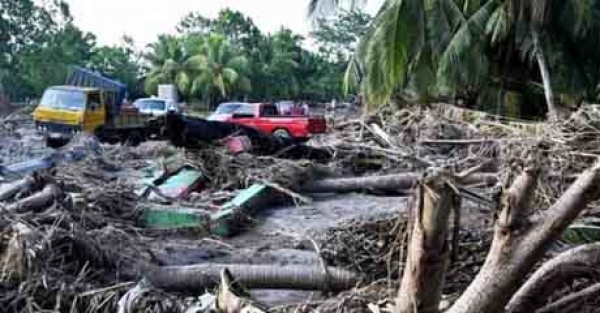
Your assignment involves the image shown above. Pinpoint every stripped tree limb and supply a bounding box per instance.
[0,174,43,202]
[537,282,600,313]
[5,183,64,213]
[302,173,498,194]
[506,243,600,313]
[146,263,358,292]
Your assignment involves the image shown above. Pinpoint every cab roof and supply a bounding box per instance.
[49,85,100,92]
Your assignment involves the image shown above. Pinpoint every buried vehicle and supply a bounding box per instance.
[33,67,156,147]
[207,102,327,140]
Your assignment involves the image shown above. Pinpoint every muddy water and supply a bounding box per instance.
[149,193,407,306]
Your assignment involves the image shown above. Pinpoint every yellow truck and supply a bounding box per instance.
[33,67,155,146]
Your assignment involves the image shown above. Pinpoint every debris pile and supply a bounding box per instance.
[319,216,491,294]
[3,103,600,312]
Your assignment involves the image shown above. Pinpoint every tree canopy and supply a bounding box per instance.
[310,0,600,120]
[2,1,368,109]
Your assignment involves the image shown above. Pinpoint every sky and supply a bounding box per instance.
[64,0,383,49]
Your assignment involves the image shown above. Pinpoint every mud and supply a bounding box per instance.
[148,193,407,306]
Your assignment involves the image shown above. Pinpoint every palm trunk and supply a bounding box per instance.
[533,31,559,122]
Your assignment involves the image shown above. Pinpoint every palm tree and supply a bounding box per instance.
[182,34,251,109]
[310,0,600,121]
[144,35,189,96]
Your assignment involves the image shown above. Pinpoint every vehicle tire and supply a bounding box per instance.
[46,136,70,149]
[272,128,291,139]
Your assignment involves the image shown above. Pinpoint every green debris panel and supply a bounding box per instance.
[154,168,203,199]
[141,206,210,230]
[212,184,276,237]
[138,183,281,237]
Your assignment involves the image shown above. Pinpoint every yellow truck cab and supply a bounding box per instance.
[34,86,106,134]
[33,67,153,146]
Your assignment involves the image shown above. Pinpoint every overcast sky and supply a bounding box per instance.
[64,0,383,49]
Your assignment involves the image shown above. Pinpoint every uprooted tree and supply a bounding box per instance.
[395,156,600,313]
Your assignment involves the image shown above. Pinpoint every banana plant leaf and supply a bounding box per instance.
[562,222,600,244]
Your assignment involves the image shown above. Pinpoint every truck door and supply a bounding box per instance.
[257,104,280,133]
[230,104,256,127]
[82,91,106,133]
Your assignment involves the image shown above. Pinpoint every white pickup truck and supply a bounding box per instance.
[133,98,180,116]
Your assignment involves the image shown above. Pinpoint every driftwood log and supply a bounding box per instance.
[146,263,358,292]
[0,175,42,202]
[5,183,63,213]
[302,173,498,194]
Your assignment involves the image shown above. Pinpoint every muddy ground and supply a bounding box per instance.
[148,193,406,306]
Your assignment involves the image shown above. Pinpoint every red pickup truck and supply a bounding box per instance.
[207,102,327,140]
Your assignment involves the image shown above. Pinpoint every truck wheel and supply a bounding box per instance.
[46,137,70,148]
[273,128,291,139]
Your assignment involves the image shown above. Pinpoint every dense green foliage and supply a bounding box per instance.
[0,0,142,100]
[149,8,372,106]
[311,0,600,119]
[1,1,369,108]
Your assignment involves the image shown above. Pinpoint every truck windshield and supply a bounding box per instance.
[40,89,85,111]
[215,103,244,114]
[135,99,166,111]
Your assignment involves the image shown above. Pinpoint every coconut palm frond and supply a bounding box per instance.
[222,68,239,85]
[428,0,467,59]
[362,0,427,106]
[437,0,499,93]
[226,56,250,73]
[485,3,510,45]
[559,0,596,40]
[343,55,362,95]
[175,71,190,95]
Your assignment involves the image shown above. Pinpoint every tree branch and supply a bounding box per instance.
[448,160,600,313]
[537,282,600,313]
[506,243,600,313]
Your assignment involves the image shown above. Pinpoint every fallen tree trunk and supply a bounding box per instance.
[146,263,358,292]
[5,183,63,213]
[0,175,40,202]
[506,243,600,313]
[396,172,459,313]
[302,173,497,194]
